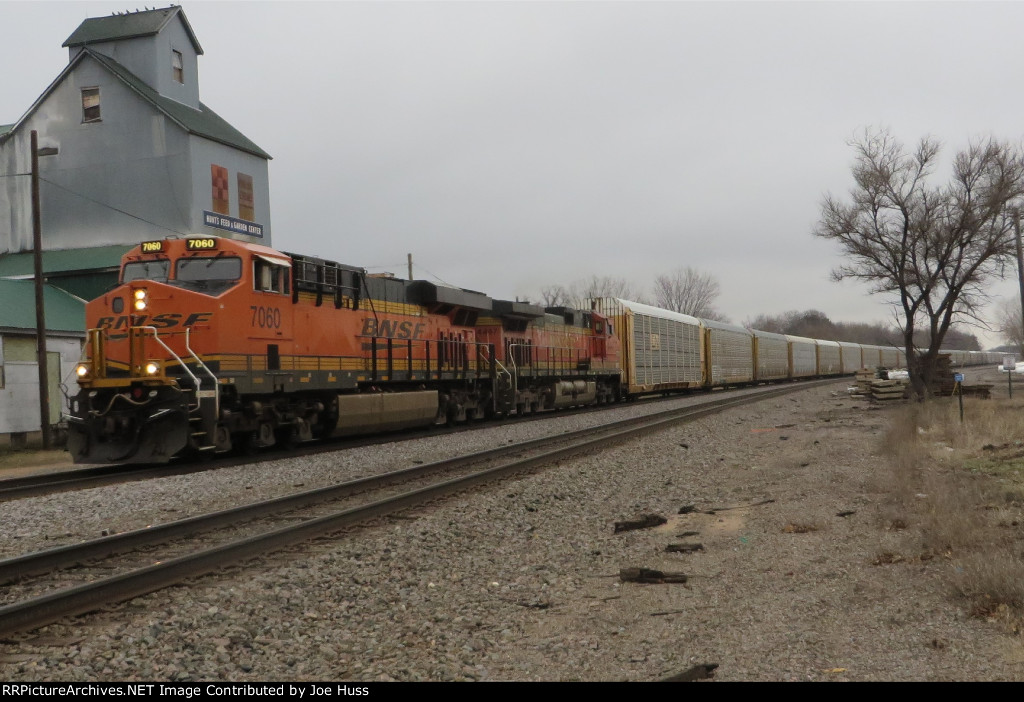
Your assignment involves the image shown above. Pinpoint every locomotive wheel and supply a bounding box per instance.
[237,431,259,456]
[275,427,297,451]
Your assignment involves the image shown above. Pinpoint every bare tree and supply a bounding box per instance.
[570,275,644,305]
[816,128,1024,397]
[652,267,723,319]
[532,276,645,311]
[539,284,569,307]
[997,298,1024,353]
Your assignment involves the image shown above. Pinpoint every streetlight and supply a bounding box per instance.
[31,130,58,450]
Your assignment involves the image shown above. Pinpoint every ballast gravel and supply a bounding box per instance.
[3,383,1023,681]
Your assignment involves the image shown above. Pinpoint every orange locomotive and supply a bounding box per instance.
[67,236,622,463]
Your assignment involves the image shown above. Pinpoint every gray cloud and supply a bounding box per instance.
[3,1,1023,346]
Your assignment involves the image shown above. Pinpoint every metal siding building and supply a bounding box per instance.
[0,7,272,257]
[0,280,85,443]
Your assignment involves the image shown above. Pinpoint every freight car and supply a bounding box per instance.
[66,236,1001,465]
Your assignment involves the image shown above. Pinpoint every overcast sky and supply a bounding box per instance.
[4,0,1024,347]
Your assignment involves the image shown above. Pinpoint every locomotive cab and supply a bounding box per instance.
[68,237,292,464]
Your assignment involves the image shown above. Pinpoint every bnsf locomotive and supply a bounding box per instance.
[67,236,621,463]
[66,236,1001,464]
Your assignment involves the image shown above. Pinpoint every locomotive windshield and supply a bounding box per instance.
[174,255,242,294]
[122,259,170,283]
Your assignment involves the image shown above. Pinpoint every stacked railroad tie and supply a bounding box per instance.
[930,354,992,398]
[932,354,957,396]
[870,377,908,402]
[852,369,878,396]
[849,366,910,402]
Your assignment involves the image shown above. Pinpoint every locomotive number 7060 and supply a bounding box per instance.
[250,306,281,329]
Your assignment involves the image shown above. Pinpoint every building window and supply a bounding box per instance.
[81,87,101,123]
[238,173,254,221]
[172,50,184,83]
[211,164,229,215]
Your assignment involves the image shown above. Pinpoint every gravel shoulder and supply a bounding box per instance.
[3,381,1023,681]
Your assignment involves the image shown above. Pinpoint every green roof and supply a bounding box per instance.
[63,6,202,55]
[87,50,270,159]
[0,124,12,137]
[0,279,85,335]
[0,245,131,278]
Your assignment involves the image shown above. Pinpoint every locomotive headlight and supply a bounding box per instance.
[133,288,148,311]
[144,361,161,376]
[75,363,90,378]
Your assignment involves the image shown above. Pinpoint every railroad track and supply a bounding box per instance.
[0,388,679,502]
[0,378,841,638]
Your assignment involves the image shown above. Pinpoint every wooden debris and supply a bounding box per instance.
[704,498,775,514]
[619,567,688,584]
[665,543,704,554]
[782,523,819,533]
[661,663,719,682]
[614,513,667,534]
[873,551,905,565]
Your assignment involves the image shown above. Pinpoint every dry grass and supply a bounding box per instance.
[881,397,1024,622]
[0,446,71,473]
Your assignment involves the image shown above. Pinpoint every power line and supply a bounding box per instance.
[415,263,459,289]
[39,176,190,236]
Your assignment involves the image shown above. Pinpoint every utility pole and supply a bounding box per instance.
[1015,208,1024,359]
[408,253,413,281]
[31,130,58,450]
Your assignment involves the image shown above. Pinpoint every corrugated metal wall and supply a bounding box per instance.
[816,342,841,375]
[789,338,817,377]
[631,311,702,386]
[709,327,753,384]
[755,335,789,380]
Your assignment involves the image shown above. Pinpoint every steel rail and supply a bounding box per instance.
[0,378,838,501]
[0,378,840,638]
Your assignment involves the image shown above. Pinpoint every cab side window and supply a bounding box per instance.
[254,259,290,294]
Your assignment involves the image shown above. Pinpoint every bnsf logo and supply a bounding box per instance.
[95,313,213,329]
[360,318,426,340]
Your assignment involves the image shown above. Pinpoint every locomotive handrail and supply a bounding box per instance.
[508,343,589,379]
[475,343,510,378]
[138,327,201,400]
[184,326,220,416]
